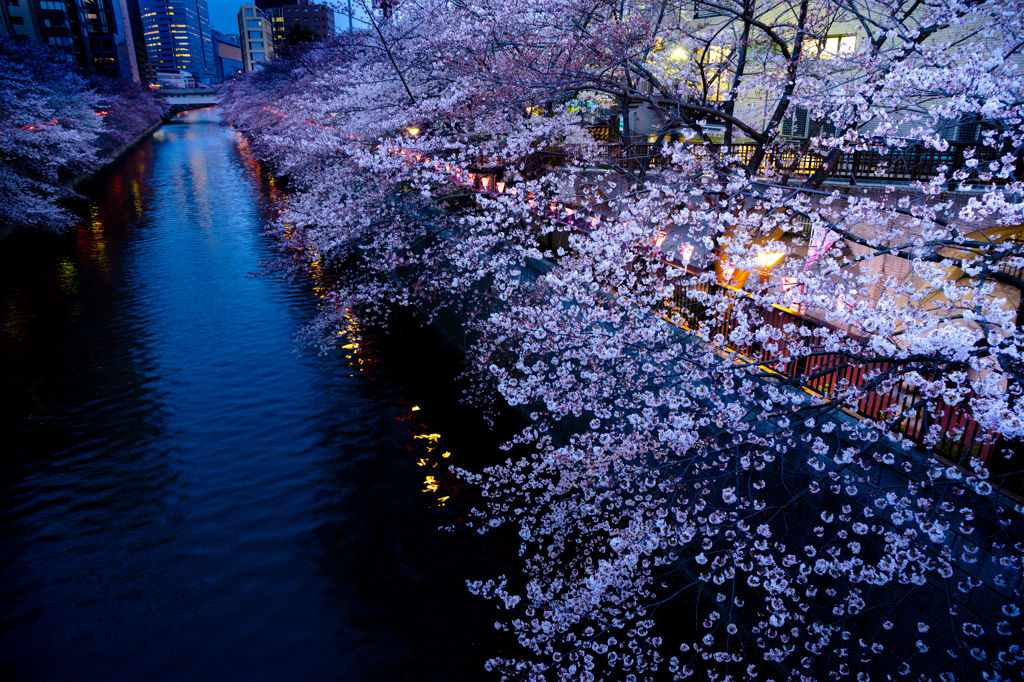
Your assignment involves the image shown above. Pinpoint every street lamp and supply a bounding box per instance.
[756,251,784,283]
[756,251,784,270]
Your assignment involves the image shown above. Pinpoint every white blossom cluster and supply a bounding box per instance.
[1,36,168,232]
[220,0,1024,679]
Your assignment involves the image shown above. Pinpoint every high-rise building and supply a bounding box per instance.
[116,0,156,83]
[258,5,285,45]
[140,0,216,84]
[212,29,242,81]
[0,0,152,83]
[237,4,272,71]
[254,0,333,44]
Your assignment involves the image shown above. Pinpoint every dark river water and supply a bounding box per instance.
[0,108,511,681]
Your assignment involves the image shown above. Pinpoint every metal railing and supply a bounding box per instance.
[668,279,1024,493]
[582,128,1022,185]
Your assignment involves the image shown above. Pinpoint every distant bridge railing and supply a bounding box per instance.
[159,88,221,110]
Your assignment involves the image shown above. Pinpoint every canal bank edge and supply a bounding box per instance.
[0,120,163,247]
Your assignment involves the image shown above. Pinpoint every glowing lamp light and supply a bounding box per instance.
[654,230,667,248]
[680,243,695,262]
[756,251,785,269]
[670,47,686,60]
[496,181,506,193]
[481,176,491,190]
[509,187,518,195]
[407,126,420,136]
[721,263,736,282]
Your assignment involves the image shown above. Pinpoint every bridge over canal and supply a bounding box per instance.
[159,88,221,115]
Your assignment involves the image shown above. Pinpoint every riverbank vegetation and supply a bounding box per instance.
[0,36,167,232]
[221,1,1024,679]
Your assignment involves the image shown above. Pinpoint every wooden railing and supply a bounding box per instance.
[668,279,1024,493]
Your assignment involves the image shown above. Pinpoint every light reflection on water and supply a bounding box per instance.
[0,107,509,681]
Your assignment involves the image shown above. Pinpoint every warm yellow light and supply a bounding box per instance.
[411,406,420,411]
[670,47,686,60]
[407,126,420,136]
[756,252,785,269]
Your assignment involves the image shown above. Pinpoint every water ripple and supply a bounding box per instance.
[0,108,507,682]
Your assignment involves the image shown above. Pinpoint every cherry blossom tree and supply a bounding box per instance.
[1,36,166,232]
[221,0,1024,679]
[86,73,168,160]
[1,36,100,231]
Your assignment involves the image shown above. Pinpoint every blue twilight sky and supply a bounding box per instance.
[206,0,366,36]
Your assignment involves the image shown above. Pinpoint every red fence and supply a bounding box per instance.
[669,280,1024,493]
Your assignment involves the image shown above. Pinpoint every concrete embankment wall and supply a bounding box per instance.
[64,120,163,192]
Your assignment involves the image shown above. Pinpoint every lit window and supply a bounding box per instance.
[823,35,856,56]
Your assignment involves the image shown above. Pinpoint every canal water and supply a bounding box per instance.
[0,108,510,681]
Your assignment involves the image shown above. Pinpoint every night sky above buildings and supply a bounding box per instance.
[206,0,363,35]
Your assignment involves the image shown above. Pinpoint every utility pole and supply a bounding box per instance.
[348,0,352,33]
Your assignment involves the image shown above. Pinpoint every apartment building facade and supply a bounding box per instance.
[0,0,153,83]
[237,4,272,71]
[254,0,333,44]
